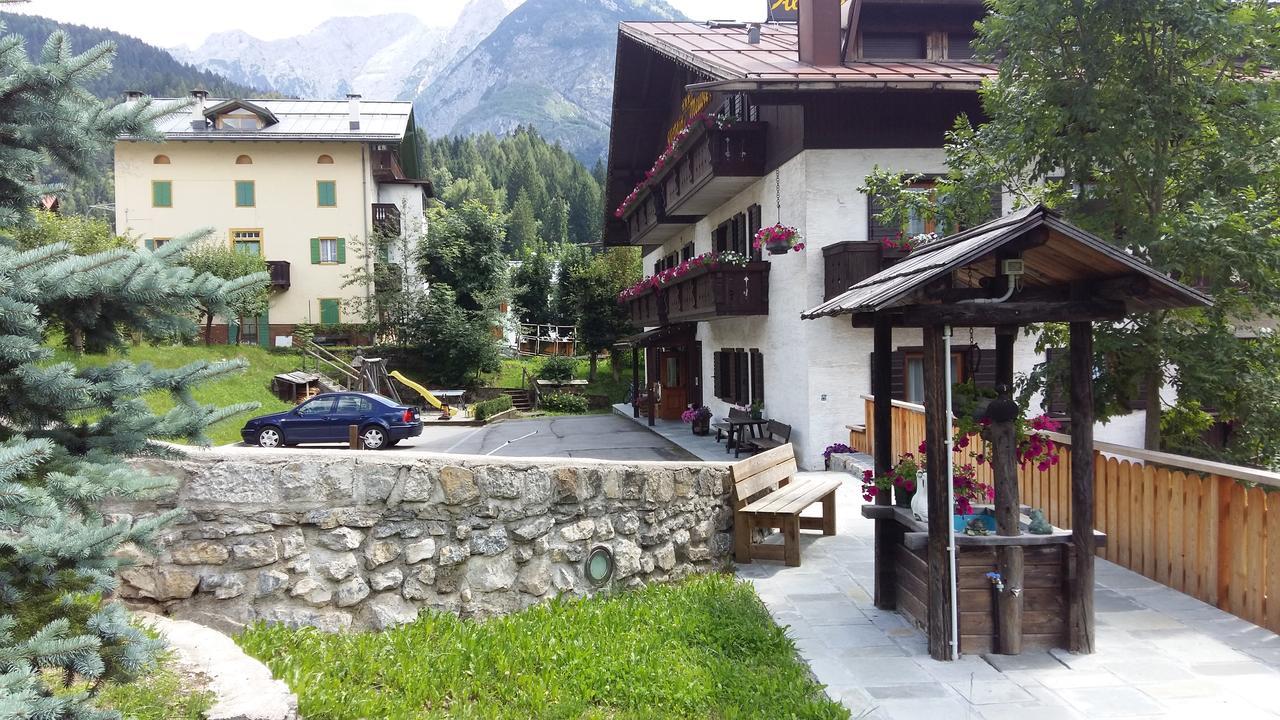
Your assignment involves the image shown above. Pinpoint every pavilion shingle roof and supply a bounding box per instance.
[619,22,998,88]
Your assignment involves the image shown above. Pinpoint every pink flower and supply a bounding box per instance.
[792,242,806,252]
[918,440,927,454]
[863,469,875,481]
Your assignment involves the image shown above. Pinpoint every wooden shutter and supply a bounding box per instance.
[227,319,239,345]
[319,299,340,325]
[868,193,899,244]
[318,181,336,207]
[735,350,750,404]
[235,181,254,207]
[750,349,764,403]
[714,222,729,253]
[713,351,725,400]
[336,238,347,264]
[747,204,763,260]
[310,238,321,264]
[870,350,907,401]
[257,311,270,348]
[144,238,155,251]
[152,181,171,207]
[733,213,747,255]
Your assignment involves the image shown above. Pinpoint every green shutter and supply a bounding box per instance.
[144,238,155,251]
[258,310,270,348]
[235,181,255,207]
[152,181,172,207]
[317,181,336,207]
[310,237,321,264]
[227,318,239,345]
[319,299,340,325]
[336,237,346,264]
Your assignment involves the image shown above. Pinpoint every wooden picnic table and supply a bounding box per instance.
[724,417,769,454]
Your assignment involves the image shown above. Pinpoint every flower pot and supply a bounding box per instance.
[692,418,710,436]
[750,410,763,420]
[766,241,791,255]
[897,469,922,508]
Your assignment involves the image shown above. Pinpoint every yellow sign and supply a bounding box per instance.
[666,92,712,146]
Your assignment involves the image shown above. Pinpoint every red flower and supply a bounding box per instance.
[918,440,927,454]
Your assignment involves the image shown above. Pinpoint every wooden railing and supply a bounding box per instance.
[266,260,290,290]
[624,262,770,327]
[856,396,1280,635]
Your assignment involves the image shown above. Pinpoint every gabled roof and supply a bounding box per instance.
[126,98,415,143]
[204,98,279,126]
[802,205,1211,321]
[619,22,997,91]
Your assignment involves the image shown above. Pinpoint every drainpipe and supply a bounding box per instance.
[944,325,960,660]
[361,144,372,317]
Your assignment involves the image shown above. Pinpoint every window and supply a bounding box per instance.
[232,230,262,256]
[317,154,334,164]
[218,113,260,130]
[235,180,255,207]
[680,242,694,262]
[318,298,341,325]
[143,238,171,251]
[151,180,172,208]
[949,33,975,60]
[235,154,253,165]
[904,353,964,404]
[862,33,926,59]
[296,397,335,417]
[335,395,373,414]
[153,154,170,165]
[311,237,345,264]
[872,346,993,403]
[715,214,751,256]
[317,180,337,207]
[713,348,764,405]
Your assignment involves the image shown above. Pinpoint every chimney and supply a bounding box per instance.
[798,0,841,66]
[747,23,761,44]
[190,89,208,131]
[347,93,361,131]
[123,89,143,103]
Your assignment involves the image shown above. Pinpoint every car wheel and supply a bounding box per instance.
[361,425,388,450]
[256,426,283,448]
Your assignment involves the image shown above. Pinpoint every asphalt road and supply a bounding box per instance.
[229,414,699,462]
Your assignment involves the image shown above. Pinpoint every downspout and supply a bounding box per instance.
[361,144,372,318]
[944,325,959,660]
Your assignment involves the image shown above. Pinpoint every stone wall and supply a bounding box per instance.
[109,448,733,632]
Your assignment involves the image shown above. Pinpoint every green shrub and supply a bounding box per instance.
[236,574,848,720]
[473,394,513,421]
[539,355,578,382]
[540,392,589,414]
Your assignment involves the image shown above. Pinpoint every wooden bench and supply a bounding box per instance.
[737,420,791,458]
[731,444,842,567]
[713,407,751,443]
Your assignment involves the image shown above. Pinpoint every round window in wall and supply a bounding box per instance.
[585,545,614,586]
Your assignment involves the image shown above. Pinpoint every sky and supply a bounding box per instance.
[4,0,762,49]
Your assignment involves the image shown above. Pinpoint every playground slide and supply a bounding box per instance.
[389,371,446,411]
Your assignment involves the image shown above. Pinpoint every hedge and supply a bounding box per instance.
[540,392,589,414]
[472,394,514,422]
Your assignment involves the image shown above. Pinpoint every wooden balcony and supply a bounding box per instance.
[372,203,401,237]
[661,121,767,216]
[620,188,699,246]
[625,262,770,326]
[266,260,290,290]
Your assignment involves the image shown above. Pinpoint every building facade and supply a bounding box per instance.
[604,1,1152,468]
[115,92,431,347]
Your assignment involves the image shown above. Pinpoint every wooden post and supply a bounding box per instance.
[992,325,1023,653]
[872,314,897,609]
[348,424,361,449]
[922,323,955,660]
[648,380,657,427]
[631,346,640,419]
[1068,321,1096,653]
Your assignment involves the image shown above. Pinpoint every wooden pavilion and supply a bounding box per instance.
[802,205,1210,660]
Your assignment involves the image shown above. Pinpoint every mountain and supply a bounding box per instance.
[0,12,257,100]
[175,0,522,102]
[416,0,684,161]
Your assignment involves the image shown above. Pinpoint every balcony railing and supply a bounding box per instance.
[372,203,402,237]
[266,260,290,290]
[661,121,767,216]
[625,262,770,326]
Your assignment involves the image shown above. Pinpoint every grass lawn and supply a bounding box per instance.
[486,354,636,407]
[237,574,848,720]
[95,651,215,720]
[48,342,301,445]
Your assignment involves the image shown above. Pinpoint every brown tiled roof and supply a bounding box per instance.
[619,22,997,88]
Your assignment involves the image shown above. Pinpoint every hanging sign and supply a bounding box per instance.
[768,0,798,23]
[666,91,712,146]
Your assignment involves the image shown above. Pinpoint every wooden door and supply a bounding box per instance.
[657,350,687,420]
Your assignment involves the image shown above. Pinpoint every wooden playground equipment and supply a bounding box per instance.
[297,340,465,419]
[516,323,579,357]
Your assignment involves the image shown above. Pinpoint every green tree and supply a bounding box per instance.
[182,242,270,345]
[506,189,540,254]
[863,0,1280,466]
[512,246,555,326]
[399,284,500,387]
[0,24,266,719]
[575,248,641,381]
[8,209,130,254]
[553,242,591,324]
[417,201,508,313]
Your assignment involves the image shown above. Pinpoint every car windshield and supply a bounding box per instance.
[296,398,335,416]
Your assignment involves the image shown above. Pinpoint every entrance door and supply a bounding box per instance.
[657,350,687,420]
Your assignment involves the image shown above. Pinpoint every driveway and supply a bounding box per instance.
[228,414,700,462]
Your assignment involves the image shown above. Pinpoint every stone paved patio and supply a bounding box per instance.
[612,411,1280,718]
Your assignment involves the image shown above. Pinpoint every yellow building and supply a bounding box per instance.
[114,91,431,346]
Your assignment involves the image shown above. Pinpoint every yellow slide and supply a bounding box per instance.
[389,371,450,415]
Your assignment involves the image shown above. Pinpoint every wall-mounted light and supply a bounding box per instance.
[585,546,614,586]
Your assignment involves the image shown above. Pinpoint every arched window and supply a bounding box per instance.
[153,154,170,164]
[317,154,334,165]
[235,154,253,165]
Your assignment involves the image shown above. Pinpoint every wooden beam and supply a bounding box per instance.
[922,324,955,661]
[1068,321,1096,653]
[632,347,640,419]
[857,301,1126,328]
[872,314,896,610]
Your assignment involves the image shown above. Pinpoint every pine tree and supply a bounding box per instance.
[0,25,267,718]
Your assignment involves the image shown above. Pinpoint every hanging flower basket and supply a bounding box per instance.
[753,223,804,255]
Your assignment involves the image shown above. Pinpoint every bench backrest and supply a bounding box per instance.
[728,407,751,421]
[766,421,791,442]
[730,443,797,507]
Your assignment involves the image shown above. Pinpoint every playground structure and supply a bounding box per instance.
[298,340,466,420]
[515,323,579,357]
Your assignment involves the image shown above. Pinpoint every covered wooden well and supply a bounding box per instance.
[802,205,1211,660]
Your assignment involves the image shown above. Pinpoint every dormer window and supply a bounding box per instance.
[218,113,262,131]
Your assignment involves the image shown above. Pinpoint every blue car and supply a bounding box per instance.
[240,392,422,450]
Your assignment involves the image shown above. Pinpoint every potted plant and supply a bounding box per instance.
[753,223,804,255]
[681,404,712,435]
[749,399,764,420]
[860,453,918,507]
[823,442,853,470]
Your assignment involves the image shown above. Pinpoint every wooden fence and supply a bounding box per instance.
[850,397,1280,636]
